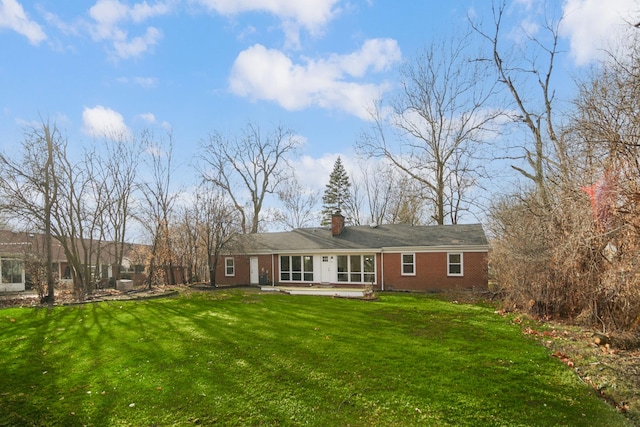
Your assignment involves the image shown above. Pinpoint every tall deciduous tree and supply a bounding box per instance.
[0,121,125,300]
[358,31,500,225]
[99,135,142,281]
[56,146,108,297]
[194,183,239,287]
[173,204,200,285]
[200,122,300,234]
[321,157,352,225]
[486,12,640,333]
[354,160,429,226]
[471,1,568,206]
[138,132,179,287]
[0,120,61,302]
[566,33,640,330]
[275,178,320,230]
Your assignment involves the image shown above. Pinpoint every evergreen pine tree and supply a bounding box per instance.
[321,156,351,226]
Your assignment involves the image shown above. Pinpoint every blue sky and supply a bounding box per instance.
[1,0,638,203]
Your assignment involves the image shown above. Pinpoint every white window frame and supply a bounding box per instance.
[447,252,463,276]
[225,257,235,276]
[336,254,376,284]
[400,253,415,276]
[280,255,314,282]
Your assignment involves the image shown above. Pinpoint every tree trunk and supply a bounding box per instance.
[43,126,55,303]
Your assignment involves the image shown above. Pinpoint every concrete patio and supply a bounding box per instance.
[260,285,371,298]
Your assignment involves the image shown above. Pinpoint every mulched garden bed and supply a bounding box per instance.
[0,285,180,308]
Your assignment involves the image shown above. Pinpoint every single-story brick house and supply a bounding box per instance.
[0,229,148,293]
[215,214,489,292]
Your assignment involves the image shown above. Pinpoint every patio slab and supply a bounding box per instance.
[260,286,369,298]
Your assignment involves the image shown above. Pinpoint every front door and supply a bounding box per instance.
[250,257,259,285]
[321,255,334,284]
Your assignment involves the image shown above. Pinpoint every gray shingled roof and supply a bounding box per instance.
[0,229,147,263]
[232,223,488,254]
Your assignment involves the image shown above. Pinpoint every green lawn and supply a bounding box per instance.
[0,290,630,426]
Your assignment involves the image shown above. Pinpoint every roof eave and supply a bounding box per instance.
[228,244,490,255]
[381,244,490,253]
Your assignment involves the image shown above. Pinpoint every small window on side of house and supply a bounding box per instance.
[401,253,415,276]
[448,253,463,276]
[225,257,235,276]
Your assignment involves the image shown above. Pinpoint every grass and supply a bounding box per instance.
[0,289,630,426]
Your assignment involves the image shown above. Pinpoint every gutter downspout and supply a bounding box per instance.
[381,249,385,291]
[271,253,275,286]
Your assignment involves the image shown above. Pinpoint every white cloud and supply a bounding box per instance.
[229,39,401,120]
[133,76,158,88]
[88,0,170,59]
[561,0,639,65]
[40,8,81,37]
[295,154,340,191]
[193,0,340,47]
[332,38,403,77]
[129,1,172,22]
[89,0,128,40]
[518,19,539,38]
[138,112,156,123]
[82,105,131,138]
[0,0,46,44]
[293,153,369,193]
[160,120,172,132]
[116,76,159,88]
[135,112,172,132]
[113,25,162,59]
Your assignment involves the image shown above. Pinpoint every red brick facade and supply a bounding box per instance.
[215,251,488,291]
[215,254,275,287]
[380,252,488,291]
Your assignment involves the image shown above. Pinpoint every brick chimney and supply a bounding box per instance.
[331,212,345,236]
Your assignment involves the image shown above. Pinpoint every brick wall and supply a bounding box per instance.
[381,252,487,291]
[214,254,274,286]
[215,251,488,291]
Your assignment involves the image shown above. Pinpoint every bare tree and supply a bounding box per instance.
[57,147,110,296]
[567,33,640,331]
[0,120,61,302]
[137,132,179,287]
[191,183,239,287]
[356,160,395,226]
[99,135,142,281]
[488,23,640,333]
[42,124,57,301]
[343,177,364,226]
[199,122,300,233]
[470,1,570,205]
[0,121,119,299]
[358,31,500,224]
[387,175,429,226]
[34,143,111,298]
[275,178,320,229]
[173,203,201,284]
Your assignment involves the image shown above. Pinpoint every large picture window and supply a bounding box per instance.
[337,254,376,283]
[401,253,415,276]
[280,255,314,282]
[1,259,23,284]
[448,253,463,276]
